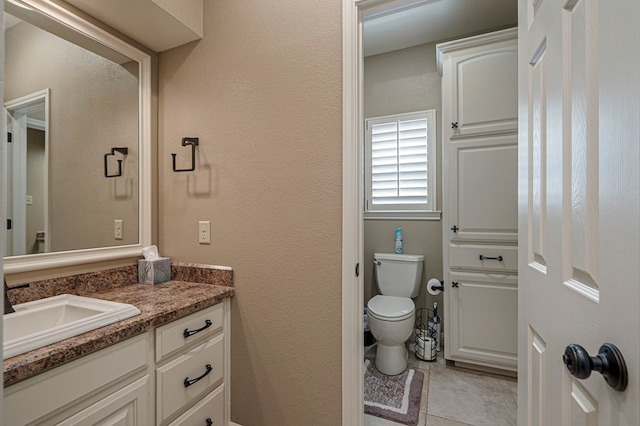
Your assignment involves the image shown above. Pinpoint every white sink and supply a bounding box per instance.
[3,294,140,359]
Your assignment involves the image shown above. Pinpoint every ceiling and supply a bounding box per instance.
[363,0,517,57]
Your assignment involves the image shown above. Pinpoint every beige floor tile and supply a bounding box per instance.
[507,380,518,405]
[426,414,473,426]
[418,409,427,426]
[416,367,430,414]
[427,364,516,426]
[364,413,406,426]
[407,348,438,370]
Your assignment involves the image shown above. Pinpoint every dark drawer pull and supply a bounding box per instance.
[479,255,503,261]
[184,364,213,387]
[206,418,213,426]
[183,319,213,338]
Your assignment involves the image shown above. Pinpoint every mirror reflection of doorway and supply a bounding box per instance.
[5,89,49,256]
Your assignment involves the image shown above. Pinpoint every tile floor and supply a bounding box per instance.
[364,347,517,426]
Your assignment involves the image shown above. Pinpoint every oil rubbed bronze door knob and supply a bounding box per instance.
[562,343,628,391]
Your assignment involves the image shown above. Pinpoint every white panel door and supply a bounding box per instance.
[518,0,639,424]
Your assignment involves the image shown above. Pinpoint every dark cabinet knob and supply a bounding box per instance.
[562,343,628,391]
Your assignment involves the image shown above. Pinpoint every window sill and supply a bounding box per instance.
[364,211,441,221]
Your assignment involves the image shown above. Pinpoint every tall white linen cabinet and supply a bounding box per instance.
[438,28,518,372]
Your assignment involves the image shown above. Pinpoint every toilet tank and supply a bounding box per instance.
[373,253,424,298]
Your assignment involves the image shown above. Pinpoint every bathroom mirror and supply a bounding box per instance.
[3,0,151,273]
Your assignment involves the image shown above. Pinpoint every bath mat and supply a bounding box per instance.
[364,359,423,425]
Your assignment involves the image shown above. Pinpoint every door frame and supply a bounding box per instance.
[342,0,430,423]
[342,1,363,424]
[5,89,50,256]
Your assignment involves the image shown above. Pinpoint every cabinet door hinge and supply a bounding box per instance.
[7,132,12,143]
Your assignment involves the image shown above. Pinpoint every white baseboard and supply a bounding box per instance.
[229,422,243,426]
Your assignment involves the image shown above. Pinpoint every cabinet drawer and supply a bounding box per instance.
[449,244,517,272]
[157,334,224,423]
[168,384,225,426]
[156,303,224,362]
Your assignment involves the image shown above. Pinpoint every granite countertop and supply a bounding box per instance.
[3,281,234,387]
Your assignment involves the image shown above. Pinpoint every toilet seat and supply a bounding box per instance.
[367,295,415,322]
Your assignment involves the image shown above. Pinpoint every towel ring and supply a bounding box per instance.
[172,137,199,172]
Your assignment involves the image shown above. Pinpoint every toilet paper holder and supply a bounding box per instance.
[414,307,439,361]
[428,278,444,295]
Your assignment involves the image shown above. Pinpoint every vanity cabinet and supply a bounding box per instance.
[438,28,518,372]
[3,298,231,426]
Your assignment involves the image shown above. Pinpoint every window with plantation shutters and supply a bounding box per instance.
[365,110,437,217]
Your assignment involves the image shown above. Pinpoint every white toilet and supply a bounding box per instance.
[367,253,424,375]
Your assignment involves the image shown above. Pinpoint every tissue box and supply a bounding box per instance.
[138,257,171,284]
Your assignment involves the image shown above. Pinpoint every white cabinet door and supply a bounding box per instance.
[519,0,640,424]
[57,376,150,426]
[445,272,518,370]
[446,134,518,243]
[439,29,518,138]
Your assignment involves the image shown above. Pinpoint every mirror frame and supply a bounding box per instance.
[4,0,152,273]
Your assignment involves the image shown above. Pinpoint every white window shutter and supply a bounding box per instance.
[366,110,436,215]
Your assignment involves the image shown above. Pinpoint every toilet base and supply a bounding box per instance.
[375,342,409,375]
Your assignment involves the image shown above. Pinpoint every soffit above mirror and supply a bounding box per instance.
[64,0,203,52]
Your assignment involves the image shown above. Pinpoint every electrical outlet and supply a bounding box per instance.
[199,221,210,244]
[114,219,123,240]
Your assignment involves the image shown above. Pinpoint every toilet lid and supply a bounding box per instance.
[367,295,415,321]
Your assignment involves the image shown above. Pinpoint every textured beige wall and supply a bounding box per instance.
[5,21,139,253]
[157,1,342,425]
[363,43,444,312]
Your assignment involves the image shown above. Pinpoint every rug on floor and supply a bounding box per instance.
[364,359,424,425]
